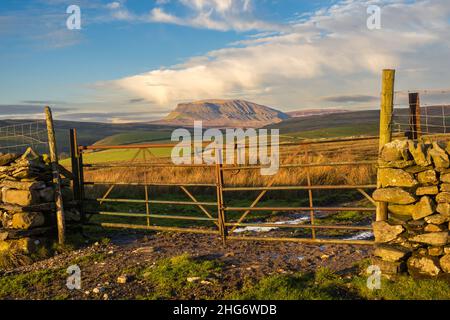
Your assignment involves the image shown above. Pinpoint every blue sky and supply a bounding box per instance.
[1,0,450,122]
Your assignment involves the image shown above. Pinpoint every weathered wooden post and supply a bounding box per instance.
[215,149,227,245]
[408,92,421,140]
[45,106,66,244]
[376,69,395,222]
[70,128,86,224]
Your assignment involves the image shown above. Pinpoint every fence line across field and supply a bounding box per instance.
[0,120,49,154]
[391,87,450,139]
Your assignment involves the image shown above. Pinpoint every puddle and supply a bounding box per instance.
[233,216,310,233]
[342,231,374,240]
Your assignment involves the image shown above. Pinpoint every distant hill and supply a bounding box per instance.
[7,105,450,156]
[154,99,290,127]
[286,108,349,118]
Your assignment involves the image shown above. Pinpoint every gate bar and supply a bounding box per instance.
[92,211,216,221]
[225,222,372,231]
[92,198,217,206]
[224,206,375,211]
[227,235,374,246]
[223,185,376,191]
[101,222,220,235]
[221,160,377,170]
[84,182,216,187]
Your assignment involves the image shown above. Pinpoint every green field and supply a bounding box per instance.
[94,131,172,146]
[60,147,173,166]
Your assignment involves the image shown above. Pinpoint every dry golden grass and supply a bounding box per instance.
[0,251,33,270]
[80,140,378,187]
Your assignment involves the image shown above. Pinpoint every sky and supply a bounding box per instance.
[0,0,450,123]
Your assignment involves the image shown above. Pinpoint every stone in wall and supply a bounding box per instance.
[436,192,450,203]
[416,186,439,196]
[407,254,441,277]
[2,188,40,207]
[372,188,416,204]
[440,254,450,273]
[428,142,450,169]
[408,141,432,167]
[378,168,418,188]
[417,170,438,185]
[436,203,450,215]
[388,204,415,221]
[0,237,37,254]
[372,221,404,243]
[409,232,448,246]
[380,140,410,162]
[425,214,449,225]
[0,153,20,166]
[374,244,410,262]
[412,196,435,220]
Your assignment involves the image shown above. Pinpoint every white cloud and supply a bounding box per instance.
[106,2,121,10]
[131,0,280,32]
[112,0,450,111]
[179,0,250,13]
[149,7,185,24]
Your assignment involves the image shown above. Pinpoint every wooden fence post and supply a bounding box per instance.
[70,128,85,224]
[45,106,66,244]
[376,69,395,222]
[215,149,227,245]
[408,92,421,140]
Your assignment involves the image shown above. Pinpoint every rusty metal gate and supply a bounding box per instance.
[70,129,379,246]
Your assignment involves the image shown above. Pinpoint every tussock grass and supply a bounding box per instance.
[0,268,63,299]
[137,253,222,299]
[229,267,357,300]
[352,275,450,300]
[70,252,107,266]
[0,251,33,270]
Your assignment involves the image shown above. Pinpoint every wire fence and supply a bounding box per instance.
[391,88,450,138]
[0,120,49,155]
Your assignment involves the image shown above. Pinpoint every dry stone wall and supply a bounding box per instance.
[0,148,78,257]
[372,139,450,278]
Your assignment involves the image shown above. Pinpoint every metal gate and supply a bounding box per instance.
[70,129,378,246]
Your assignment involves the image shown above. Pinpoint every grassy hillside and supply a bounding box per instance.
[265,109,380,136]
[94,131,172,146]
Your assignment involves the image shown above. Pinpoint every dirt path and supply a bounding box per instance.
[2,231,373,300]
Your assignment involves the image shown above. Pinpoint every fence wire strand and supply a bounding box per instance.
[0,120,48,154]
[391,88,450,138]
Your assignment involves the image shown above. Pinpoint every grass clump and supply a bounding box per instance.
[138,253,222,299]
[0,251,33,270]
[229,267,356,300]
[70,252,107,266]
[0,268,63,299]
[351,275,450,300]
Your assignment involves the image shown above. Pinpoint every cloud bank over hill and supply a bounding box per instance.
[112,0,450,111]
